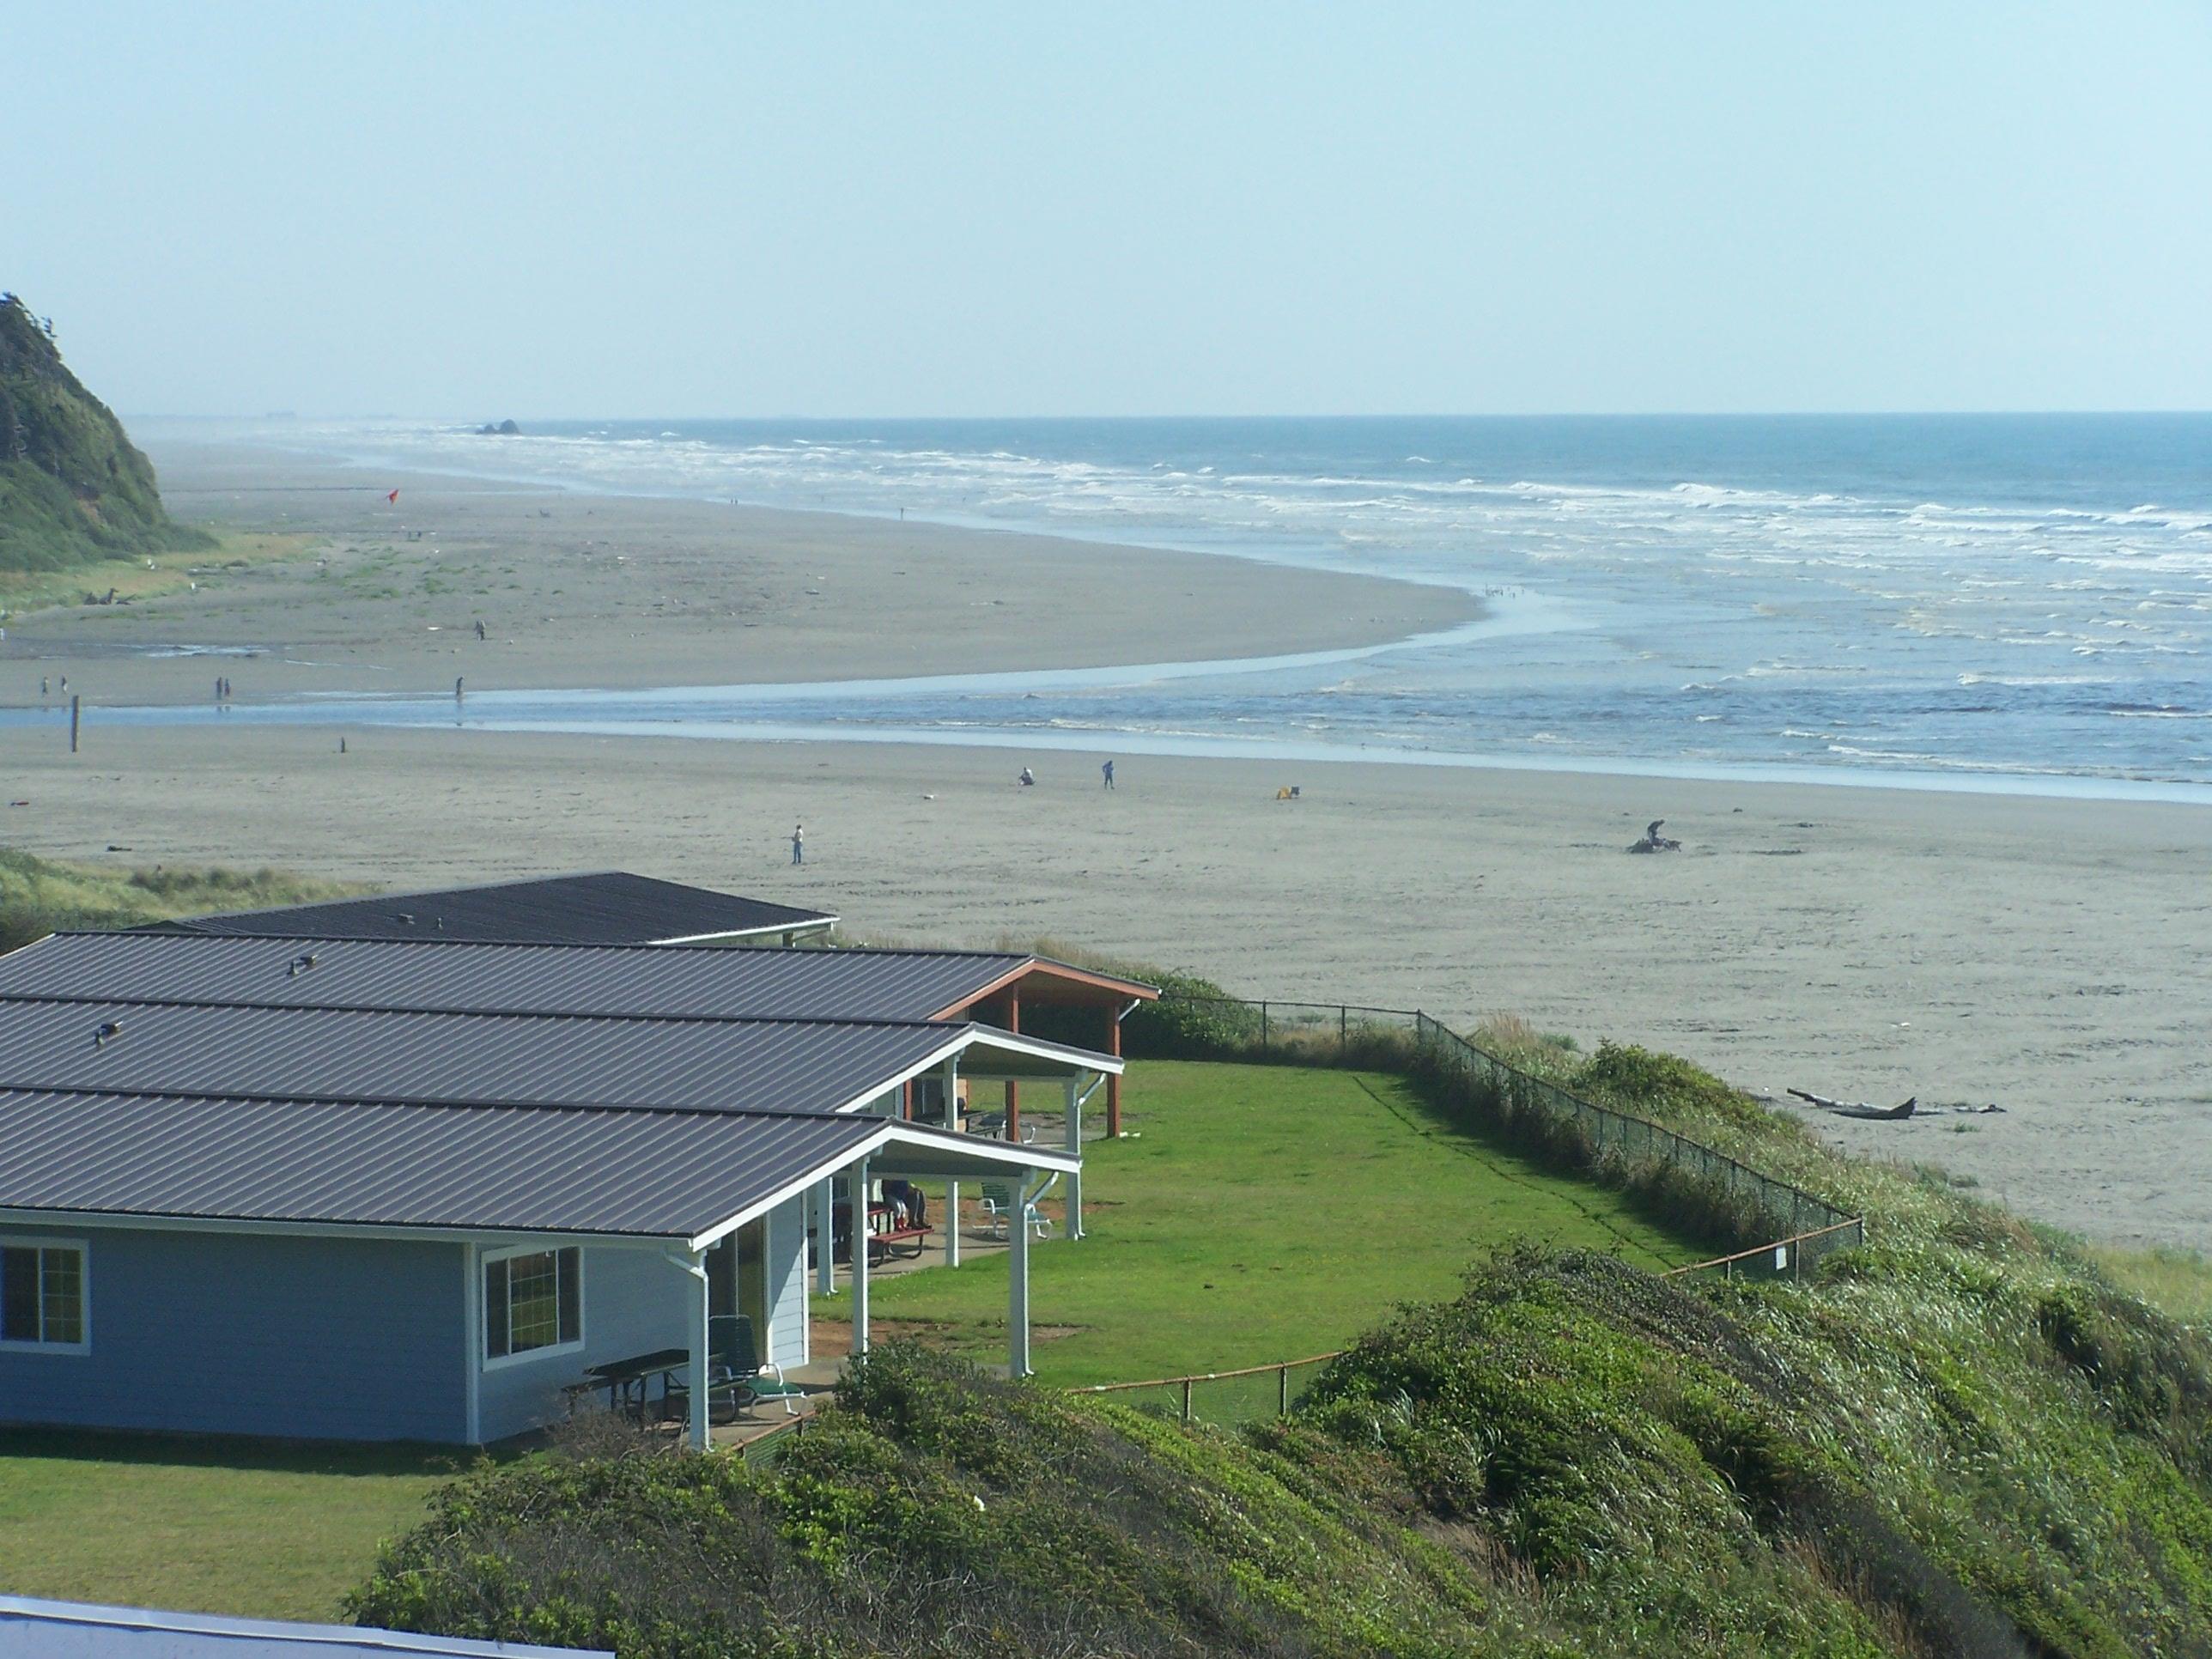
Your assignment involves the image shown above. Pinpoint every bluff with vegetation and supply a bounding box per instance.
[0,295,210,574]
[349,991,2212,1659]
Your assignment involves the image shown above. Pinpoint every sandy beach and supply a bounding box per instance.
[3,441,2209,1251]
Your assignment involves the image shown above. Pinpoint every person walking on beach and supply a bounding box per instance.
[474,620,486,642]
[454,676,465,702]
[1102,759,1115,790]
[791,823,805,866]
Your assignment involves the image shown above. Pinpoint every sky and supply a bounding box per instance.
[8,3,2210,417]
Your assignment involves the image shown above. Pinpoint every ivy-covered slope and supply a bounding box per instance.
[0,294,210,573]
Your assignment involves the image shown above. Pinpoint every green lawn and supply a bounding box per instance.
[864,1060,1705,1385]
[0,1060,1702,1619]
[0,1431,461,1621]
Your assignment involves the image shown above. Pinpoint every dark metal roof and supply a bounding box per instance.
[0,1088,1069,1241]
[0,933,1149,1020]
[155,872,836,945]
[0,1000,980,1115]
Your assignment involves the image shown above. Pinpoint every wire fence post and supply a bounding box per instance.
[1279,1364,1291,1415]
[1181,1377,1194,1424]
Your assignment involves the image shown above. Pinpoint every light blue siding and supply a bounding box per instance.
[473,1242,690,1444]
[763,1194,808,1371]
[0,1223,466,1443]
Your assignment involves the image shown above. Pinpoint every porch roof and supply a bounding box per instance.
[0,1085,1076,1248]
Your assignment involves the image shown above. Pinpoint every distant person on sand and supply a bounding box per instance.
[40,677,48,698]
[791,823,805,866]
[475,620,486,641]
[1018,766,1035,787]
[1102,759,1115,790]
[454,676,465,701]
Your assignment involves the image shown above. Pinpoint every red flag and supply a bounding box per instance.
[386,489,399,504]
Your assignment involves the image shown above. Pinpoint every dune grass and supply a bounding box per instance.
[0,1430,462,1621]
[0,846,369,953]
[2087,1242,2212,1325]
[854,1060,1708,1385]
[0,531,312,617]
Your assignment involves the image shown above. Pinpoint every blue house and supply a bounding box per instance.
[0,918,1144,1449]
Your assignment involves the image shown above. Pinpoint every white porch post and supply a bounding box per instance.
[848,1157,871,1358]
[686,1248,711,1451]
[1008,1168,1032,1378]
[814,1176,835,1294]
[943,1054,963,1268]
[1064,1077,1084,1240]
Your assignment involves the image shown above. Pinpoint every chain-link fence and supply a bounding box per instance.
[1133,992,1863,1261]
[1406,1012,1864,1261]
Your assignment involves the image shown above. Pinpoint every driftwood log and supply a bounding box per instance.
[1789,1088,1917,1121]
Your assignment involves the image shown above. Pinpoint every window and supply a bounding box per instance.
[483,1246,580,1364]
[1,1240,88,1352]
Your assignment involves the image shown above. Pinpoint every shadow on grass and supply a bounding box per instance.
[0,1425,488,1481]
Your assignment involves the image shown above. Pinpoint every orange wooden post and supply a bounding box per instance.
[1004,989,1021,1141]
[1105,1006,1123,1137]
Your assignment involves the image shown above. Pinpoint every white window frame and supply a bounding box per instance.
[0,1236,90,1356]
[480,1242,584,1370]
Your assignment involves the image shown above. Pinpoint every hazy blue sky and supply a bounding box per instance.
[9,3,2209,416]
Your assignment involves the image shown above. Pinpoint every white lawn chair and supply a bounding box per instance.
[978,1175,1059,1241]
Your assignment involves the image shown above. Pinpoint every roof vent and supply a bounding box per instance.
[286,951,319,977]
[93,1019,122,1048]
[394,912,416,927]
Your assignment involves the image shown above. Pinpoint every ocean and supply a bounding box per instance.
[247,415,2212,796]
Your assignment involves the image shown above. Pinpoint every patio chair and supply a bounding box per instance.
[968,1111,1039,1145]
[978,1176,1058,1242]
[664,1315,805,1425]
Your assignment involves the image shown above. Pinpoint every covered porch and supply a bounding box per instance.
[628,1117,1082,1450]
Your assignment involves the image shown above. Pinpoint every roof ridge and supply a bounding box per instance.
[62,929,1022,963]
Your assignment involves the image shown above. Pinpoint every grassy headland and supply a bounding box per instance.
[1,872,2207,1650]
[353,1012,2212,1657]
